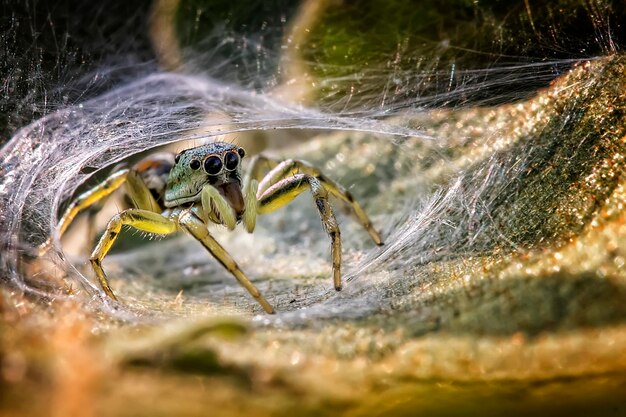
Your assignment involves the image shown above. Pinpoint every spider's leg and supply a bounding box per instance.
[83,170,162,258]
[312,171,383,246]
[177,209,275,314]
[38,169,130,255]
[258,159,383,245]
[244,154,279,187]
[125,169,162,213]
[83,197,108,256]
[257,174,344,291]
[90,209,177,300]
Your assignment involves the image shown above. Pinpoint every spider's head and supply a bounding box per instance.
[164,142,246,212]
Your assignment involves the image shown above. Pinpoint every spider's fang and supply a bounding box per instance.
[218,182,245,218]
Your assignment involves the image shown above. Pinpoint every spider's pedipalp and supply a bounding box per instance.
[200,184,237,230]
[242,178,258,233]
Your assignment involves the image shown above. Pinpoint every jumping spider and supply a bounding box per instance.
[43,142,383,313]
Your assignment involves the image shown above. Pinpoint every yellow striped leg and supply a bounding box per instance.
[89,209,178,300]
[257,159,383,246]
[258,174,343,291]
[38,169,130,255]
[177,209,275,314]
[83,199,108,257]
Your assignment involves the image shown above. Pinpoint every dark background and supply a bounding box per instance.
[0,0,154,143]
[2,0,624,144]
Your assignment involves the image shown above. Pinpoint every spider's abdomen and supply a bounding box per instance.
[132,152,176,204]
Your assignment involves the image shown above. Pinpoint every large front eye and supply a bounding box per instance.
[204,155,222,175]
[224,151,239,171]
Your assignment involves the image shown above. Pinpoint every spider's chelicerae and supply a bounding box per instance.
[46,142,383,313]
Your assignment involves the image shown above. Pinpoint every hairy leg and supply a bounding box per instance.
[257,158,383,245]
[89,209,178,299]
[257,174,343,290]
[38,169,130,255]
[41,155,171,256]
[177,209,275,314]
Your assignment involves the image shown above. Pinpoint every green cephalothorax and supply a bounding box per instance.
[164,143,245,212]
[42,141,383,314]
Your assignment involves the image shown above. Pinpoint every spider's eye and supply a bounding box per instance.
[204,155,222,175]
[174,153,181,164]
[189,159,201,170]
[237,148,245,158]
[224,151,239,171]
